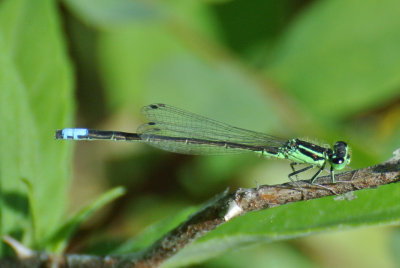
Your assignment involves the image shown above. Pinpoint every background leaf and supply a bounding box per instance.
[45,187,125,253]
[0,0,73,254]
[265,0,400,120]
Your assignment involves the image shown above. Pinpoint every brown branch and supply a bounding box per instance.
[2,149,400,268]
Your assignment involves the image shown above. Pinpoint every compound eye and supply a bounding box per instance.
[332,157,344,164]
[335,141,347,148]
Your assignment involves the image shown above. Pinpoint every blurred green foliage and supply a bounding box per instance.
[0,0,74,253]
[0,0,399,267]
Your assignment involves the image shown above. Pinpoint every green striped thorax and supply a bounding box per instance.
[328,141,351,170]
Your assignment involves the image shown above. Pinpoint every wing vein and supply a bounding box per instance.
[137,103,287,155]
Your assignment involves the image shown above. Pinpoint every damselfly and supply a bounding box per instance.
[56,103,351,183]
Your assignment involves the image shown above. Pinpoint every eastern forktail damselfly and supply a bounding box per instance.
[56,103,351,183]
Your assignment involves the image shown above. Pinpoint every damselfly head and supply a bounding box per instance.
[330,141,351,170]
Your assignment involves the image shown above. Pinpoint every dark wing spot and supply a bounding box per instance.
[148,122,156,125]
[150,103,166,109]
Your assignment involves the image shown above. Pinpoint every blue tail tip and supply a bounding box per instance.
[55,128,89,140]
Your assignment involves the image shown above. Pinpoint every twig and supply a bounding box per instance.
[1,149,400,268]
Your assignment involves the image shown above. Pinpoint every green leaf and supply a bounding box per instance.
[266,0,400,120]
[163,183,400,267]
[44,187,126,253]
[63,0,163,28]
[0,0,74,254]
[113,206,197,255]
[202,242,317,268]
[0,52,37,251]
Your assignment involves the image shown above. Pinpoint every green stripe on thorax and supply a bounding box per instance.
[277,139,329,166]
